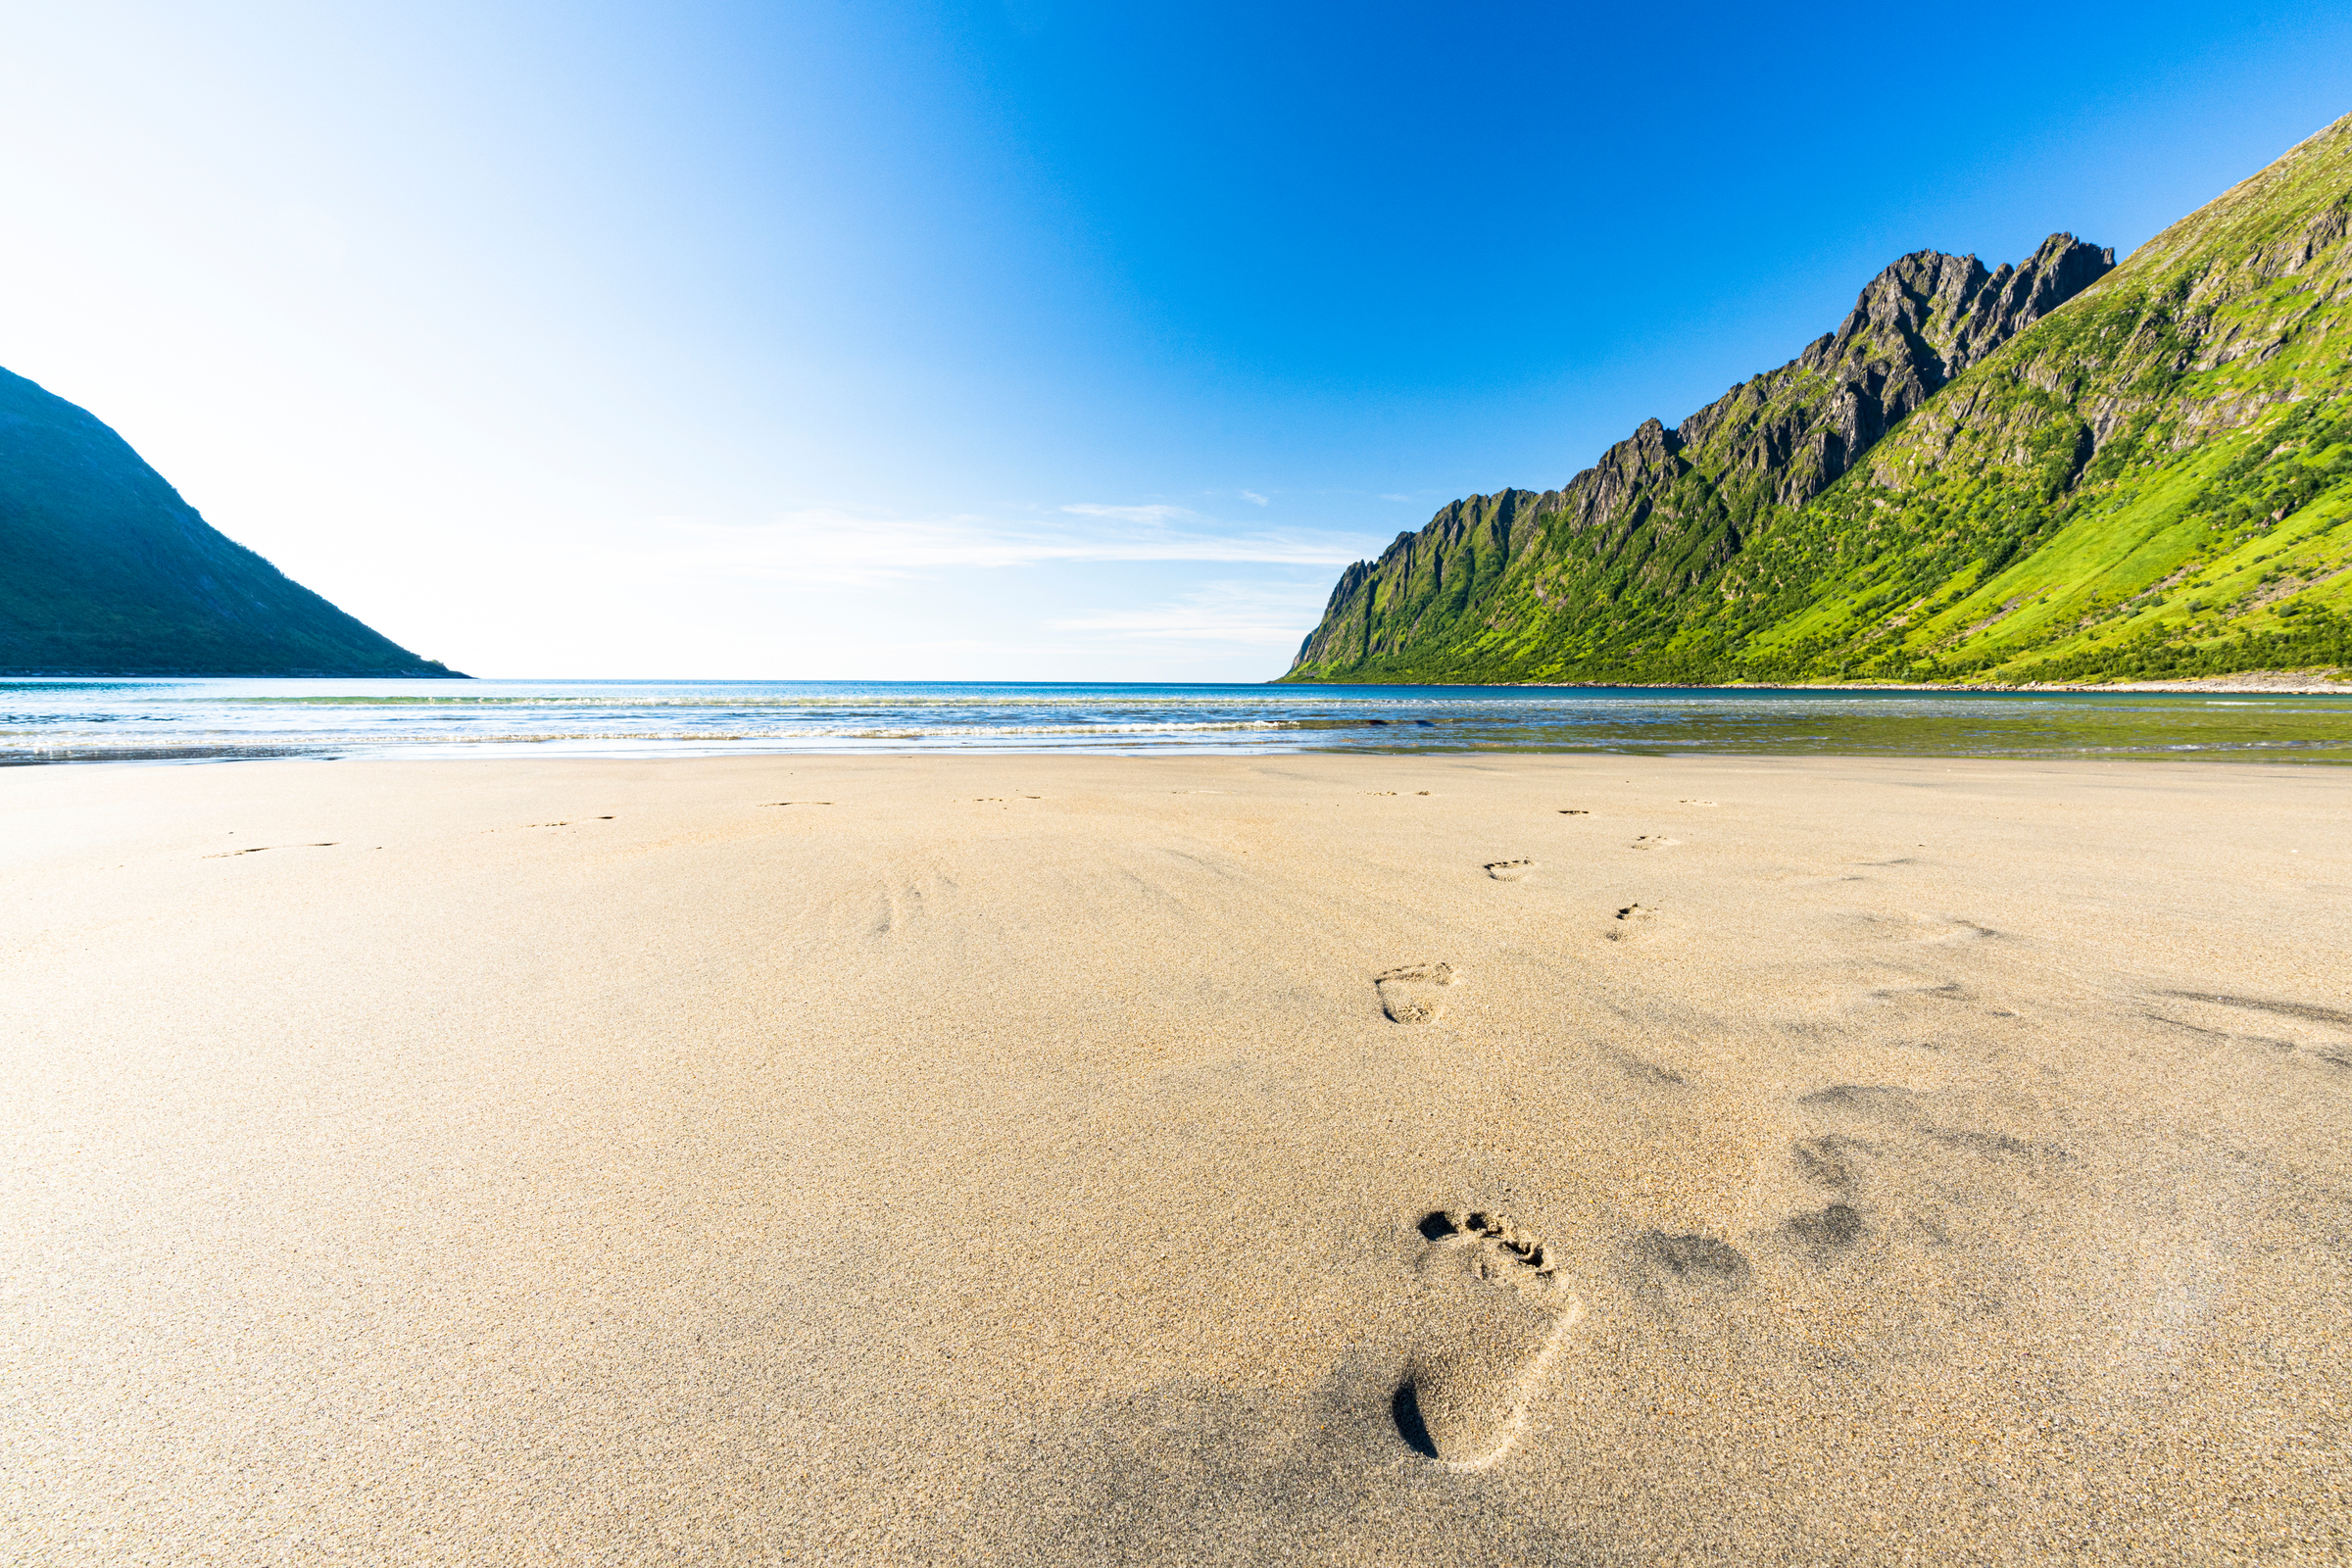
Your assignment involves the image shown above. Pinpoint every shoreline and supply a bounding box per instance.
[11,671,2352,772]
[1289,667,2352,696]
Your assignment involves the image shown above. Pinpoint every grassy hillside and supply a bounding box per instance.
[1284,112,2352,686]
[0,367,458,676]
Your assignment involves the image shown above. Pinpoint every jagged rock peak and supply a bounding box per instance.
[1659,234,2116,502]
[1288,232,2117,677]
[1788,233,2116,392]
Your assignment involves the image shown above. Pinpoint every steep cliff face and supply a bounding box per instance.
[1288,112,2352,686]
[1722,111,2352,685]
[0,368,458,675]
[1289,236,2115,680]
[1674,234,2118,511]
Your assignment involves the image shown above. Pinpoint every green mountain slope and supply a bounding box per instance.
[0,367,458,676]
[1285,112,2352,686]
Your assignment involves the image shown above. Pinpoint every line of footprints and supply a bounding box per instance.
[1378,825,1676,1466]
[1368,807,2076,1472]
[1375,950,1575,1467]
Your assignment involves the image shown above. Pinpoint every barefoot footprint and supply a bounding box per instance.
[1484,860,1537,881]
[1395,1211,1583,1469]
[1607,903,1657,941]
[1375,963,1458,1023]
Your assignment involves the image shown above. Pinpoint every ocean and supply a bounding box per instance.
[6,677,2352,764]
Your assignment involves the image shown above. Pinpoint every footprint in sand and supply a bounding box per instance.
[1375,963,1457,1023]
[1395,1211,1582,1469]
[1630,835,1679,850]
[1484,859,1537,881]
[1630,1230,1751,1294]
[1607,903,1658,941]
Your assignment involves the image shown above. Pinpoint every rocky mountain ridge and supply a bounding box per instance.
[1286,112,2352,686]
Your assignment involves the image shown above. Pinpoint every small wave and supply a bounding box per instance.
[212,695,1385,710]
[8,680,2349,766]
[426,719,1300,742]
[2,718,1306,753]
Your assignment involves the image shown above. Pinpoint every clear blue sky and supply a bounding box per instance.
[3,2,2349,678]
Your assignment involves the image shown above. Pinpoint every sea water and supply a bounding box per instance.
[5,678,2351,764]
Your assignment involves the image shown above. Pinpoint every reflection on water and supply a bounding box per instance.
[3,678,2350,764]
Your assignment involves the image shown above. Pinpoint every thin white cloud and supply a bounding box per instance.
[1050,579,1329,646]
[1379,493,1412,503]
[617,507,1374,588]
[1059,502,1191,523]
[1239,490,1269,507]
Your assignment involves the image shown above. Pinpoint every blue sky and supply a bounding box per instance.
[3,2,2349,678]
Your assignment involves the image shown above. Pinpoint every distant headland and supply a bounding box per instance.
[0,366,461,677]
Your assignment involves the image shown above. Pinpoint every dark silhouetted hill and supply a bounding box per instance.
[0,367,460,676]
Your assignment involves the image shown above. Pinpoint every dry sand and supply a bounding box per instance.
[3,751,2348,1564]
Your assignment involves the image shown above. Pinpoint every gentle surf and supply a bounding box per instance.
[7,677,2352,764]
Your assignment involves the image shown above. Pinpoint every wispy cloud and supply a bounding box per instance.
[1059,502,1192,523]
[622,507,1374,587]
[1050,579,1330,646]
[1239,490,1269,507]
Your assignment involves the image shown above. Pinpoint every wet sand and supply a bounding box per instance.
[3,752,2348,1564]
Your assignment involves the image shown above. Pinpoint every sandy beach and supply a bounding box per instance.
[4,752,2348,1564]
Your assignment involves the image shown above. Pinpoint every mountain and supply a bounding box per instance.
[1285,112,2352,687]
[0,367,459,676]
